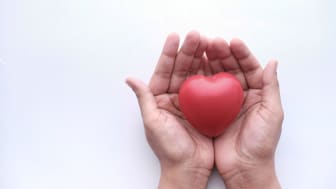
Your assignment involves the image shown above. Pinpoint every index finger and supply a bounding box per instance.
[149,33,180,95]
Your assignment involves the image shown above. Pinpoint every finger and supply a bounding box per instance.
[261,60,283,115]
[195,35,208,57]
[198,56,212,76]
[168,31,200,93]
[149,33,180,95]
[126,77,157,119]
[230,38,263,89]
[217,40,248,89]
[189,56,202,76]
[189,35,208,76]
[206,38,225,73]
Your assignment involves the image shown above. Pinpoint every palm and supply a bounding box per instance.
[152,93,213,169]
[214,89,263,171]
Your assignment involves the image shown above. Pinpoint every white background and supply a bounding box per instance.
[1,0,336,188]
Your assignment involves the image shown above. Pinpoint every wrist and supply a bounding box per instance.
[221,160,281,189]
[158,164,211,189]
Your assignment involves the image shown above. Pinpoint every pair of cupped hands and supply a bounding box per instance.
[127,31,284,189]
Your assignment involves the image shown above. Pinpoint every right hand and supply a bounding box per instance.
[205,37,283,189]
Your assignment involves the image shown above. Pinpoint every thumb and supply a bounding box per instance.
[126,77,157,118]
[262,60,282,113]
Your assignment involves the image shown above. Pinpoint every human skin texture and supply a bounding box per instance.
[127,31,283,189]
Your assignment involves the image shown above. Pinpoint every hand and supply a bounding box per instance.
[126,31,214,189]
[206,38,284,189]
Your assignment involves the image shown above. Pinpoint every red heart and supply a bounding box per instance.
[179,73,244,137]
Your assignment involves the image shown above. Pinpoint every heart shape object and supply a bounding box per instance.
[179,73,244,137]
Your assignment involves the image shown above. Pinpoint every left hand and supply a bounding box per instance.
[127,31,214,189]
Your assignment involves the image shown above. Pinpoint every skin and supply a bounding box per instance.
[126,31,283,189]
[207,38,283,189]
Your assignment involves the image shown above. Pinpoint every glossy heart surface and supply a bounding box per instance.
[179,73,244,137]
